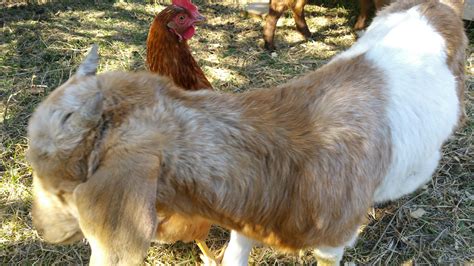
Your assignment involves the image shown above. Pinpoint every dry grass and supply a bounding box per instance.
[1,0,473,264]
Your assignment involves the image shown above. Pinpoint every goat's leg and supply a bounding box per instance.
[263,0,287,51]
[291,0,311,39]
[314,245,345,266]
[221,230,255,266]
[354,0,372,30]
[314,230,358,265]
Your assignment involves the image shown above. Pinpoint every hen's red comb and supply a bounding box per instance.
[172,0,198,13]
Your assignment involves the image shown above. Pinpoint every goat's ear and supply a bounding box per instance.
[77,44,99,77]
[69,92,103,131]
[72,153,159,265]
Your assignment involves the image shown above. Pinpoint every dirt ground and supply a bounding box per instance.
[1,0,473,264]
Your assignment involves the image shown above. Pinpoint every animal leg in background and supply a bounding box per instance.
[264,0,287,51]
[374,0,386,9]
[264,0,310,51]
[354,0,371,30]
[291,0,311,39]
[354,0,388,30]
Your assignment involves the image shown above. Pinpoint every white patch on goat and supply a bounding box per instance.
[334,9,410,61]
[341,6,459,202]
[221,231,256,266]
[314,232,358,263]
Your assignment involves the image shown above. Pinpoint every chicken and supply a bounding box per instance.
[146,0,212,90]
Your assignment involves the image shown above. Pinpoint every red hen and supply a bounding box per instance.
[146,0,212,90]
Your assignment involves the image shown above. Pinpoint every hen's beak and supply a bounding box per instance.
[193,14,206,25]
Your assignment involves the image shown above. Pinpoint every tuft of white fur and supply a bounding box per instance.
[336,6,459,202]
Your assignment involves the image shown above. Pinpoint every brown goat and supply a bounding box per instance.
[27,1,466,264]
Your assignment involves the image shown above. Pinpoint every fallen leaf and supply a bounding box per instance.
[410,208,426,219]
[28,84,47,95]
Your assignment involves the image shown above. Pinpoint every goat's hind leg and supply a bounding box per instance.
[354,0,372,30]
[291,0,311,39]
[264,0,287,51]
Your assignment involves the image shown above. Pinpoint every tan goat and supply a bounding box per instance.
[28,0,466,264]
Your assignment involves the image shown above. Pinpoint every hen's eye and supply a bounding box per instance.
[179,15,186,20]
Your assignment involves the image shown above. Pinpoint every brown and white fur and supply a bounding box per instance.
[354,0,464,31]
[27,0,466,264]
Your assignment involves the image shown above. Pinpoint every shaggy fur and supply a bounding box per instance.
[27,0,466,265]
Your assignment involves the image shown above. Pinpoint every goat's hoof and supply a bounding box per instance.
[264,42,276,51]
[297,27,312,39]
